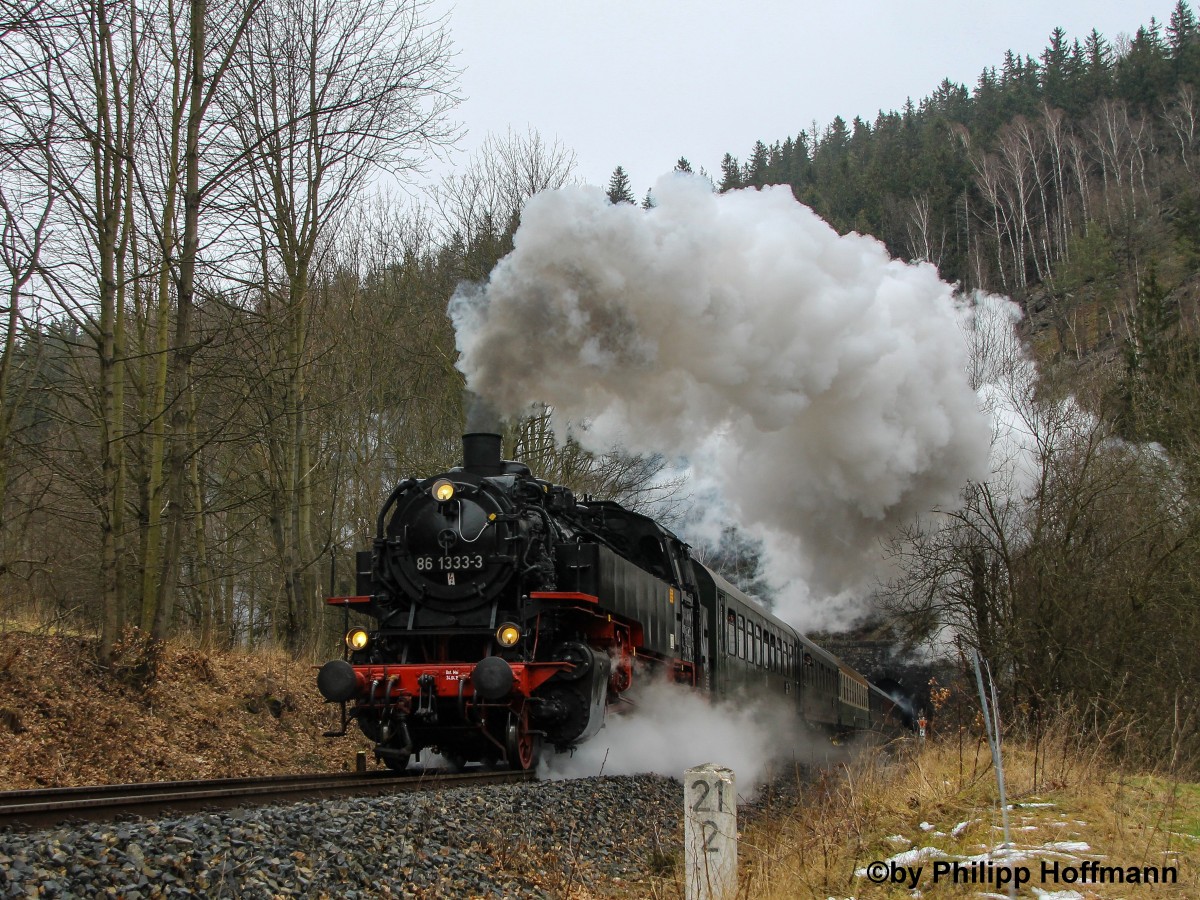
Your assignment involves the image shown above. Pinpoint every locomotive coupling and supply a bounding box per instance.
[317,659,358,703]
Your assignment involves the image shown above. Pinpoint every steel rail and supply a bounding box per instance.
[0,768,534,830]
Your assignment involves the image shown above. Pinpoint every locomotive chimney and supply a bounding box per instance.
[462,432,504,474]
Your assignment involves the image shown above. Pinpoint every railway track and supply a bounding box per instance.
[0,767,534,830]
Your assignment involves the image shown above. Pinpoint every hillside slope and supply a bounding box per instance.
[0,630,370,789]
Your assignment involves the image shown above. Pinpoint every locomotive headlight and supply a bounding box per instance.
[345,627,370,652]
[496,623,522,648]
[431,479,456,502]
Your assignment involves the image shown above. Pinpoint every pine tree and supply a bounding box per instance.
[1041,26,1071,109]
[1117,19,1174,109]
[1168,0,1200,81]
[674,157,693,173]
[746,140,770,186]
[1082,29,1114,104]
[1168,0,1198,48]
[718,153,742,192]
[788,132,812,191]
[641,188,656,209]
[606,166,635,204]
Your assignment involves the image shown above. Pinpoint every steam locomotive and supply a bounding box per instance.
[317,433,902,770]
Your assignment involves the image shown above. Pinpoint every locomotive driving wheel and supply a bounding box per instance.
[505,707,542,771]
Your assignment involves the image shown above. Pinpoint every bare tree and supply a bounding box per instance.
[883,302,1200,762]
[900,193,945,266]
[0,0,147,660]
[220,0,459,649]
[1084,98,1153,224]
[148,0,263,643]
[433,126,576,248]
[1163,82,1198,173]
[0,176,52,535]
[506,407,683,514]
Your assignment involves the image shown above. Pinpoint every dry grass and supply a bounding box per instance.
[0,622,371,789]
[724,719,1200,899]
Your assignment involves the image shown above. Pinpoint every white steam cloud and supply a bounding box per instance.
[451,174,995,630]
[540,680,838,795]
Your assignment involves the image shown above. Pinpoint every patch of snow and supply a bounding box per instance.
[1043,841,1090,853]
[854,846,946,876]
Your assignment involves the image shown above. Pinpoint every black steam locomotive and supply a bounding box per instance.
[317,433,901,770]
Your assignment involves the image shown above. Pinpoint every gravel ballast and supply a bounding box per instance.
[0,775,686,898]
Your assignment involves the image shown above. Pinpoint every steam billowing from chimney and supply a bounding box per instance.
[463,386,503,435]
[450,175,995,629]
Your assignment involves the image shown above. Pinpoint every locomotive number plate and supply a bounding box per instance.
[415,554,485,572]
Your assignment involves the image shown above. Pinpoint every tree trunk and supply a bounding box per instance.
[154,0,206,642]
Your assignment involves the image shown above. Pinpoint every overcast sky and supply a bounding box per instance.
[426,0,1179,196]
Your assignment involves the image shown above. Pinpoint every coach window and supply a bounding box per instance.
[753,624,761,667]
[726,610,736,656]
[737,615,745,659]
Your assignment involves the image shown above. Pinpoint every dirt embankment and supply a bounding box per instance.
[0,630,370,789]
